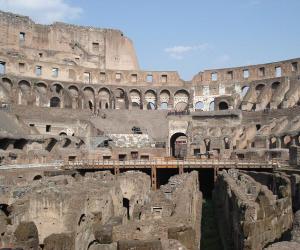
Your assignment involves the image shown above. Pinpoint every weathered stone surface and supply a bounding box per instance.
[117,239,163,250]
[43,233,74,250]
[291,210,300,243]
[213,170,293,250]
[264,241,300,250]
[14,222,39,250]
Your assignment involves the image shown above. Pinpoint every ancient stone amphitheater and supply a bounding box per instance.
[0,10,300,250]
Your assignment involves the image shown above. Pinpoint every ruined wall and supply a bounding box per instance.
[0,11,139,71]
[0,170,202,250]
[213,170,293,250]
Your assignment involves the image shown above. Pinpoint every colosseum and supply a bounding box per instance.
[0,10,300,250]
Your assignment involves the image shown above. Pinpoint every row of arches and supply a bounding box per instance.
[0,78,192,111]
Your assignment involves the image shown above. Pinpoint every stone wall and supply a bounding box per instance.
[213,170,293,250]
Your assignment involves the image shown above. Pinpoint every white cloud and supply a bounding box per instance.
[164,43,210,60]
[0,0,82,24]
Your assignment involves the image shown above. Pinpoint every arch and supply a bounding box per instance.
[59,132,67,136]
[129,89,142,109]
[271,81,280,90]
[241,86,249,97]
[33,175,42,181]
[174,89,189,111]
[209,101,215,111]
[114,88,128,109]
[195,101,204,111]
[35,82,47,94]
[50,97,61,108]
[145,90,157,109]
[68,85,79,97]
[219,101,229,110]
[18,80,31,94]
[255,84,265,91]
[1,77,13,91]
[170,132,187,158]
[84,87,95,111]
[204,138,211,152]
[98,87,111,110]
[159,89,171,108]
[51,83,63,95]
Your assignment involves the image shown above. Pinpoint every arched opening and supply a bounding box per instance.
[98,88,111,110]
[88,101,93,111]
[241,86,250,98]
[83,87,95,111]
[50,97,61,108]
[195,101,204,111]
[1,78,13,92]
[147,102,156,110]
[209,101,215,111]
[51,83,63,95]
[33,175,42,181]
[0,204,10,216]
[218,101,228,110]
[270,137,277,149]
[160,102,168,110]
[174,89,189,111]
[224,137,230,149]
[129,89,142,109]
[170,133,187,158]
[68,86,79,97]
[271,81,280,90]
[115,88,128,109]
[78,214,86,226]
[160,90,170,108]
[35,82,47,94]
[145,90,157,110]
[59,132,67,137]
[255,84,265,91]
[123,198,130,220]
[204,139,211,152]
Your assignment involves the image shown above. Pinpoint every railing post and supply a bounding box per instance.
[151,165,157,191]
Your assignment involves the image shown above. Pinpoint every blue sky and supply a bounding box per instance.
[1,0,299,80]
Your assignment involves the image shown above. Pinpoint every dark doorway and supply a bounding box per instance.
[50,97,60,107]
[219,101,228,110]
[170,133,187,158]
[123,198,130,219]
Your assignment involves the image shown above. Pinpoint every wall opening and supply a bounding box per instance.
[170,133,187,158]
[123,198,130,219]
[50,97,61,108]
[219,101,228,110]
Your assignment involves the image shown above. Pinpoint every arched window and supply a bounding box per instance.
[195,101,204,111]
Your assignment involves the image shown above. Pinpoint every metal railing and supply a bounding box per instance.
[64,158,279,170]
